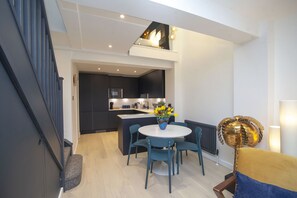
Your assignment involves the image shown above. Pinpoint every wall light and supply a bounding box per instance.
[170,26,177,40]
[269,126,280,153]
[280,100,297,157]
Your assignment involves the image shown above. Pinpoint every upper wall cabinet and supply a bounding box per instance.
[139,70,165,98]
[109,76,139,98]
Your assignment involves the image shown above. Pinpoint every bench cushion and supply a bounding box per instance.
[235,172,297,198]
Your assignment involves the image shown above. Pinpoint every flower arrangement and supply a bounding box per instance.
[154,102,177,119]
[154,102,177,130]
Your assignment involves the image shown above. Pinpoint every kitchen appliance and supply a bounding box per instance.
[109,102,114,109]
[108,88,123,98]
[140,93,149,98]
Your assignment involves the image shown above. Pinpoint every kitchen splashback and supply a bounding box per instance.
[109,98,166,109]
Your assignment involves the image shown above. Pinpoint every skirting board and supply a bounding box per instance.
[58,188,63,198]
[202,151,233,170]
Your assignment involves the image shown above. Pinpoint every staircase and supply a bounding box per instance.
[63,141,83,191]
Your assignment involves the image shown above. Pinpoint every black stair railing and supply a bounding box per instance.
[8,0,64,170]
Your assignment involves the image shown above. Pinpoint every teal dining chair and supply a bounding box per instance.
[176,127,205,175]
[127,124,148,165]
[145,137,175,193]
[170,122,188,162]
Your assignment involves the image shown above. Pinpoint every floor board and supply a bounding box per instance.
[63,132,233,198]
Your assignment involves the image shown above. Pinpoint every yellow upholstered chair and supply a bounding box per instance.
[213,148,297,198]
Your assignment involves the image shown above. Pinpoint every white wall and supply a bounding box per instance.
[274,12,297,124]
[54,49,79,151]
[165,68,175,106]
[233,12,297,151]
[173,29,234,168]
[233,24,270,150]
[232,12,297,158]
[72,65,80,150]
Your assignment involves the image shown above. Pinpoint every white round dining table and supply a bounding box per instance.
[138,124,192,138]
[138,124,192,176]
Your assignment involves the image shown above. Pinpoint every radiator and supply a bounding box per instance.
[185,120,217,155]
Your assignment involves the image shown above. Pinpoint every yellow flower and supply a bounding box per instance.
[174,113,178,117]
[154,103,177,119]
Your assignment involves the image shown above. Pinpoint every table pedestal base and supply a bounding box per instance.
[151,161,177,176]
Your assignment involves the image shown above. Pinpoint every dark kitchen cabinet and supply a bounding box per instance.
[123,77,139,98]
[80,112,93,132]
[109,76,123,88]
[108,111,122,130]
[108,110,139,131]
[93,112,109,130]
[109,76,139,98]
[79,73,109,133]
[139,70,165,98]
[79,74,92,112]
[92,75,109,111]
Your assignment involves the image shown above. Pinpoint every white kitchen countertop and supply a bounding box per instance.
[109,108,154,113]
[118,113,155,119]
[114,108,155,119]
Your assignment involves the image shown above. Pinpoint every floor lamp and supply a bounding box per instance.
[269,126,280,153]
[280,100,297,157]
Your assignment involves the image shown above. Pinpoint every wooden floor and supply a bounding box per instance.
[63,132,232,198]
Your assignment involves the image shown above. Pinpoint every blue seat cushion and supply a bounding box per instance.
[133,139,148,148]
[235,172,297,198]
[151,149,175,161]
[176,141,197,151]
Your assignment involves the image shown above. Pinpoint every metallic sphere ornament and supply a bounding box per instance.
[217,116,264,149]
[217,116,264,171]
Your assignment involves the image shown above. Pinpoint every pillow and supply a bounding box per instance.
[234,172,297,198]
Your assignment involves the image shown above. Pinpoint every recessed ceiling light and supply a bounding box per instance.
[108,44,112,48]
[117,69,120,72]
[97,68,101,71]
[120,14,125,19]
[134,70,137,73]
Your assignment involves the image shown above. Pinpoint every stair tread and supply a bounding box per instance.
[65,154,83,181]
[64,147,71,166]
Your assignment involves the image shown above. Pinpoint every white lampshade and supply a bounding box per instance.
[280,100,297,157]
[269,126,280,153]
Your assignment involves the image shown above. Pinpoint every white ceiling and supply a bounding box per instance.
[52,0,150,54]
[213,0,297,22]
[45,0,297,74]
